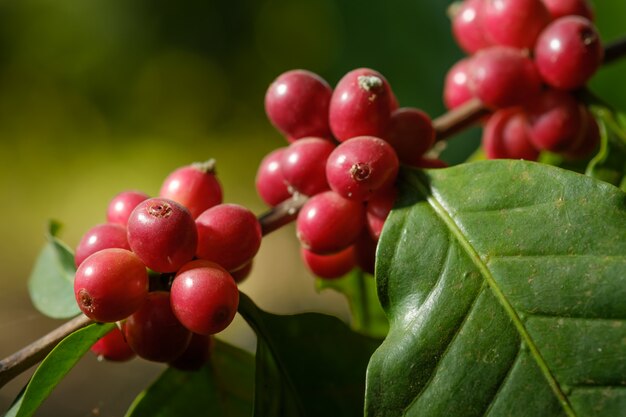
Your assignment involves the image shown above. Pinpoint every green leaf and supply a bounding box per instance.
[238,292,380,417]
[586,106,626,191]
[125,339,254,417]
[316,269,389,338]
[28,221,80,319]
[366,161,626,417]
[5,322,113,417]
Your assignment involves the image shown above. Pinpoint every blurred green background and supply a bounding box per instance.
[0,1,625,415]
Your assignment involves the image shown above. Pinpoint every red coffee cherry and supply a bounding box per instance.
[564,107,600,159]
[255,148,291,207]
[231,261,253,284]
[483,108,540,160]
[482,0,551,49]
[196,204,262,271]
[169,333,213,371]
[329,68,393,142]
[281,137,335,196]
[107,191,149,226]
[265,69,332,140]
[159,161,223,219]
[74,248,148,323]
[127,198,197,273]
[326,136,399,202]
[384,108,435,163]
[443,57,474,110]
[451,0,491,54]
[534,16,603,91]
[366,186,397,241]
[301,246,356,280]
[469,46,542,109]
[124,292,192,362]
[542,0,594,21]
[354,230,377,275]
[91,326,135,362]
[75,223,130,267]
[171,262,239,335]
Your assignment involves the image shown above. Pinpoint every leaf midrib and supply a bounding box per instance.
[408,172,577,417]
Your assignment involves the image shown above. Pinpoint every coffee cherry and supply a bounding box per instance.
[326,136,399,202]
[159,161,223,219]
[354,230,377,275]
[451,0,491,54]
[169,333,213,371]
[296,190,365,254]
[255,148,292,207]
[75,223,130,267]
[564,108,600,159]
[366,186,397,241]
[385,108,435,163]
[171,262,239,335]
[482,0,551,49]
[469,46,542,109]
[483,108,540,160]
[301,246,356,280]
[525,90,583,152]
[127,198,197,273]
[196,204,262,271]
[265,69,332,140]
[534,16,603,91]
[443,58,474,110]
[542,0,594,20]
[329,68,393,142]
[281,137,335,196]
[74,248,148,323]
[91,326,135,362]
[231,261,253,284]
[124,291,192,362]
[107,191,149,226]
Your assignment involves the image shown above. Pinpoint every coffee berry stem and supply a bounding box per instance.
[2,34,626,388]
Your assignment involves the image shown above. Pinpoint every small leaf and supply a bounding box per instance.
[5,322,113,417]
[238,292,380,417]
[28,221,80,319]
[125,339,254,417]
[316,269,389,338]
[586,106,626,190]
[366,162,626,417]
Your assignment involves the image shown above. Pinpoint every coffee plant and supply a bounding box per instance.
[1,1,625,416]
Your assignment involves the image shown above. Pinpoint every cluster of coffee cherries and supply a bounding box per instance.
[256,68,439,280]
[445,0,602,160]
[74,161,261,369]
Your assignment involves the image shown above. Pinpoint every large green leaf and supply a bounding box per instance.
[125,339,254,417]
[28,221,80,319]
[5,322,113,417]
[238,292,380,417]
[366,161,626,417]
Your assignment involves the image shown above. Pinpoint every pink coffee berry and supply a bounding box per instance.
[482,0,551,49]
[127,198,197,273]
[366,186,397,241]
[384,108,435,163]
[326,136,399,202]
[542,0,594,21]
[534,16,603,91]
[451,0,491,54]
[255,148,292,207]
[296,190,365,254]
[91,326,135,362]
[329,68,393,142]
[483,108,540,160]
[74,248,148,323]
[75,223,130,267]
[564,108,600,159]
[469,46,542,109]
[169,333,213,371]
[171,261,239,335]
[124,291,192,363]
[281,137,335,196]
[159,161,223,219]
[301,246,356,280]
[231,261,253,284]
[443,57,474,110]
[354,230,377,275]
[196,204,262,271]
[107,191,149,226]
[265,69,332,140]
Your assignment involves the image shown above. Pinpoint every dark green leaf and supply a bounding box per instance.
[366,161,626,417]
[125,339,254,417]
[5,322,113,417]
[586,106,626,191]
[316,269,388,338]
[238,292,380,417]
[28,221,80,319]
